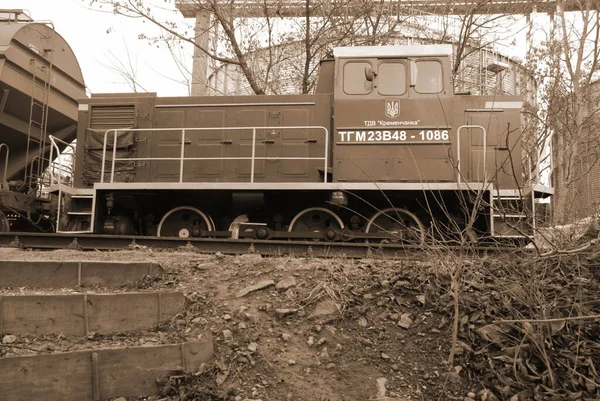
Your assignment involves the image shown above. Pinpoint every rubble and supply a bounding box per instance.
[397,313,413,329]
[308,299,339,321]
[274,308,297,319]
[236,280,275,298]
[2,335,16,344]
[275,276,297,290]
[196,262,217,270]
[11,246,595,400]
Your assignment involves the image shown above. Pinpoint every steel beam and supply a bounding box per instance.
[176,0,589,19]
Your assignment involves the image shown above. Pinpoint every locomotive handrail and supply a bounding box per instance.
[456,125,487,185]
[100,126,330,184]
[0,143,8,187]
[48,135,76,187]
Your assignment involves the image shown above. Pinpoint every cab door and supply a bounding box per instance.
[466,110,522,188]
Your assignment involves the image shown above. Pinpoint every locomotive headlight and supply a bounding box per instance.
[329,191,348,206]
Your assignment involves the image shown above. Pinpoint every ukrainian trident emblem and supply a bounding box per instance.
[385,100,400,118]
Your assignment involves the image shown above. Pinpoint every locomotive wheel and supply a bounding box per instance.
[365,208,425,244]
[157,206,214,238]
[0,211,9,232]
[288,207,344,240]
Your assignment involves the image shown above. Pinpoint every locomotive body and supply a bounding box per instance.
[54,44,550,243]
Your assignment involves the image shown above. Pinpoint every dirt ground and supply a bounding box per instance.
[0,247,547,401]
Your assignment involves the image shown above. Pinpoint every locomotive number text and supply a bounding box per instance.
[337,130,450,143]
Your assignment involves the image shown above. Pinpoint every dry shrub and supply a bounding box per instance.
[156,367,231,400]
[297,259,353,313]
[333,244,600,400]
[421,248,600,400]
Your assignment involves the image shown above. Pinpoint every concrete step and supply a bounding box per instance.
[0,260,163,288]
[0,341,213,401]
[0,291,184,336]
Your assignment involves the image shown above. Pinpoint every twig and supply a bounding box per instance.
[539,239,595,257]
[558,359,600,388]
[495,314,600,324]
[446,266,461,368]
[0,343,42,352]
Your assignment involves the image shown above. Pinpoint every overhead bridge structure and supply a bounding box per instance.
[176,0,595,18]
[175,0,594,96]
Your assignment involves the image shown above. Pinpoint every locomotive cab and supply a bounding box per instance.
[332,45,455,183]
[329,45,545,242]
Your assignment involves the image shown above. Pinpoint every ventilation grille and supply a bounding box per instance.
[90,105,135,128]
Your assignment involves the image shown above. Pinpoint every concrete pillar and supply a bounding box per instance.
[191,10,212,96]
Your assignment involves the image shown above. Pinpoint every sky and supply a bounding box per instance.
[8,0,194,96]
[7,1,538,99]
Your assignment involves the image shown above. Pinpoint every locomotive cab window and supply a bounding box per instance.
[377,62,407,95]
[343,61,373,95]
[414,60,443,94]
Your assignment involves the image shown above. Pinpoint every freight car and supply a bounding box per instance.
[0,10,86,232]
[1,13,552,243]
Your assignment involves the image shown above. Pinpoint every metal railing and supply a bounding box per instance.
[48,135,76,188]
[101,126,330,184]
[0,143,8,187]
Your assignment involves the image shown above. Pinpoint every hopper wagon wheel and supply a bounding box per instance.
[364,207,425,245]
[0,211,9,232]
[288,207,344,241]
[157,206,215,238]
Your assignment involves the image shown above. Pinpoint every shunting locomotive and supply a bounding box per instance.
[0,13,552,243]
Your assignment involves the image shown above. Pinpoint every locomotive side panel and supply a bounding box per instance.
[75,94,333,185]
[74,93,156,188]
[144,95,332,183]
[333,98,457,182]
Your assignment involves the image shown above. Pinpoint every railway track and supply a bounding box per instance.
[0,232,526,258]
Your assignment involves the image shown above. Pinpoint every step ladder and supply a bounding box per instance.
[56,189,96,234]
[490,192,533,239]
[24,22,55,198]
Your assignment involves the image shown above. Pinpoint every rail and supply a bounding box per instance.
[0,231,530,256]
[0,143,8,187]
[456,125,487,184]
[101,126,330,184]
[48,135,76,187]
[0,9,33,22]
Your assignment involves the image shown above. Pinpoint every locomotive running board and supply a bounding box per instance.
[93,181,491,191]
